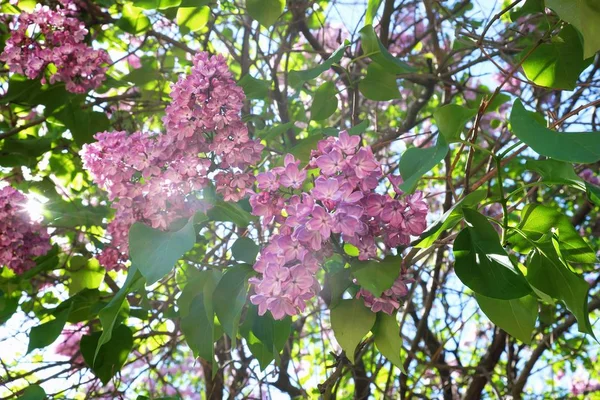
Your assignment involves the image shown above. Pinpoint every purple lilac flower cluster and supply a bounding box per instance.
[0,186,51,275]
[81,52,263,270]
[249,132,428,319]
[580,168,600,186]
[0,0,110,94]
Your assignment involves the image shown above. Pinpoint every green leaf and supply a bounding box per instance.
[0,138,53,168]
[508,204,596,265]
[0,294,20,326]
[176,6,209,32]
[181,295,215,361]
[330,299,376,363]
[526,159,587,191]
[285,134,323,165]
[433,104,477,143]
[118,4,151,34]
[136,0,182,10]
[238,75,270,99]
[289,41,349,88]
[365,0,383,25]
[56,103,110,147]
[527,159,600,206]
[18,385,46,400]
[207,200,254,227]
[177,271,222,367]
[510,0,544,20]
[546,0,600,58]
[257,122,296,141]
[586,182,600,206]
[453,208,531,299]
[351,255,401,296]
[526,240,594,336]
[69,257,105,295]
[240,306,273,369]
[1,76,44,105]
[62,289,102,323]
[129,217,196,285]
[372,312,404,372]
[416,190,487,248]
[213,264,255,346]
[310,81,338,121]
[95,268,144,363]
[246,0,284,27]
[510,99,600,163]
[475,294,538,344]
[398,136,448,193]
[240,305,292,370]
[27,304,72,354]
[252,311,291,360]
[81,324,134,385]
[347,119,369,135]
[522,25,591,90]
[231,237,259,264]
[43,198,110,228]
[359,62,401,101]
[359,25,416,73]
[321,268,352,308]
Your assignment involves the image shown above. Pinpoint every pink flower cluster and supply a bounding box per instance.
[249,131,428,319]
[81,52,263,270]
[0,1,110,94]
[0,186,51,275]
[356,275,412,314]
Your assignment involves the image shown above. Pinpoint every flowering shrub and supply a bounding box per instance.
[249,132,428,319]
[0,0,110,93]
[81,52,263,269]
[0,186,51,274]
[1,1,600,399]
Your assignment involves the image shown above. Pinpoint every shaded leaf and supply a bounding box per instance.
[81,324,134,384]
[522,25,591,90]
[416,190,487,248]
[453,208,531,299]
[508,204,596,265]
[398,136,448,193]
[359,25,416,73]
[129,217,196,285]
[213,264,255,346]
[351,255,401,296]
[510,99,600,163]
[526,240,594,336]
[239,75,270,99]
[207,200,255,227]
[27,304,72,353]
[289,41,349,88]
[475,294,538,344]
[231,237,259,264]
[246,0,284,27]
[546,0,600,58]
[95,268,144,362]
[310,81,338,121]
[18,385,46,400]
[372,312,405,372]
[359,63,400,101]
[434,104,477,143]
[330,299,376,363]
[526,159,587,191]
